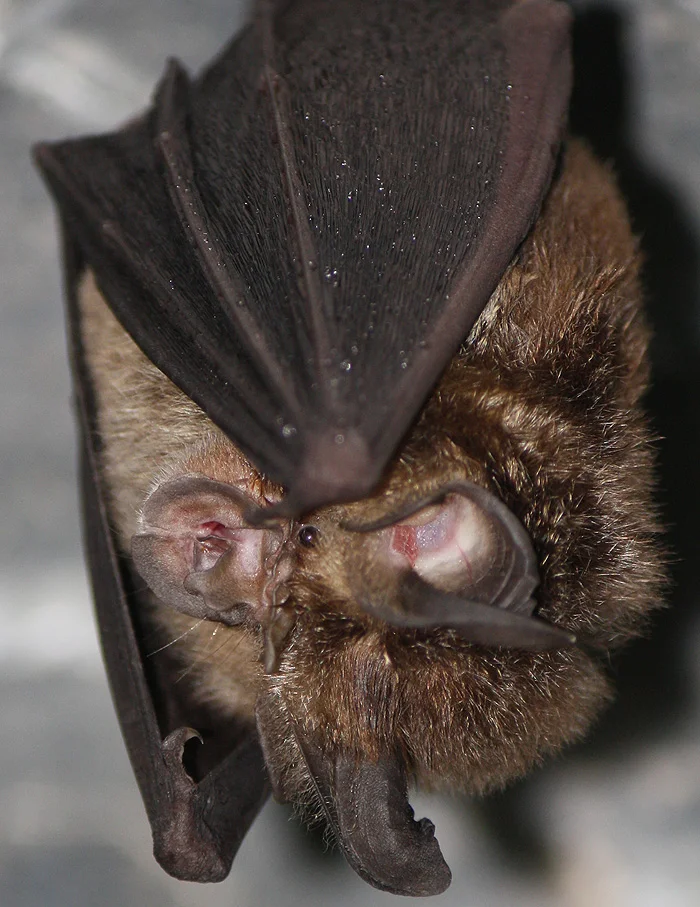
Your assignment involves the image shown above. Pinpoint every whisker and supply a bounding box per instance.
[147,618,206,657]
[175,623,243,685]
[212,626,247,670]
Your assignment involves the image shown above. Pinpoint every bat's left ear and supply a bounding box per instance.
[345,481,575,650]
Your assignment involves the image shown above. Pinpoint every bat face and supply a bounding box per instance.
[72,139,664,894]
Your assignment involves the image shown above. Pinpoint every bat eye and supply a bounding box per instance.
[298,525,320,548]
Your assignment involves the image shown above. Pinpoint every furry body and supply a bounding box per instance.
[79,141,663,799]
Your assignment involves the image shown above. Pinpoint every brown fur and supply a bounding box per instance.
[79,273,268,717]
[80,141,664,802]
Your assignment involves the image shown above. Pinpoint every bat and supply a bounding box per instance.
[34,0,664,897]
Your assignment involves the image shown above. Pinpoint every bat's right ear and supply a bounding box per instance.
[131,475,290,626]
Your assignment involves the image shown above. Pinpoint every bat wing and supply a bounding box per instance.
[61,233,269,881]
[34,0,572,517]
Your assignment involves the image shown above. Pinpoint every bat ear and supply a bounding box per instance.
[131,476,292,624]
[372,485,538,610]
[346,481,575,650]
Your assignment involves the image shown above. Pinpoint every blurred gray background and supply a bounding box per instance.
[2,0,700,904]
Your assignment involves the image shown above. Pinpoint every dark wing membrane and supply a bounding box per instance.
[60,236,269,881]
[35,0,572,515]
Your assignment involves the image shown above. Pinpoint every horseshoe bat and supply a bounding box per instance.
[34,0,664,897]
